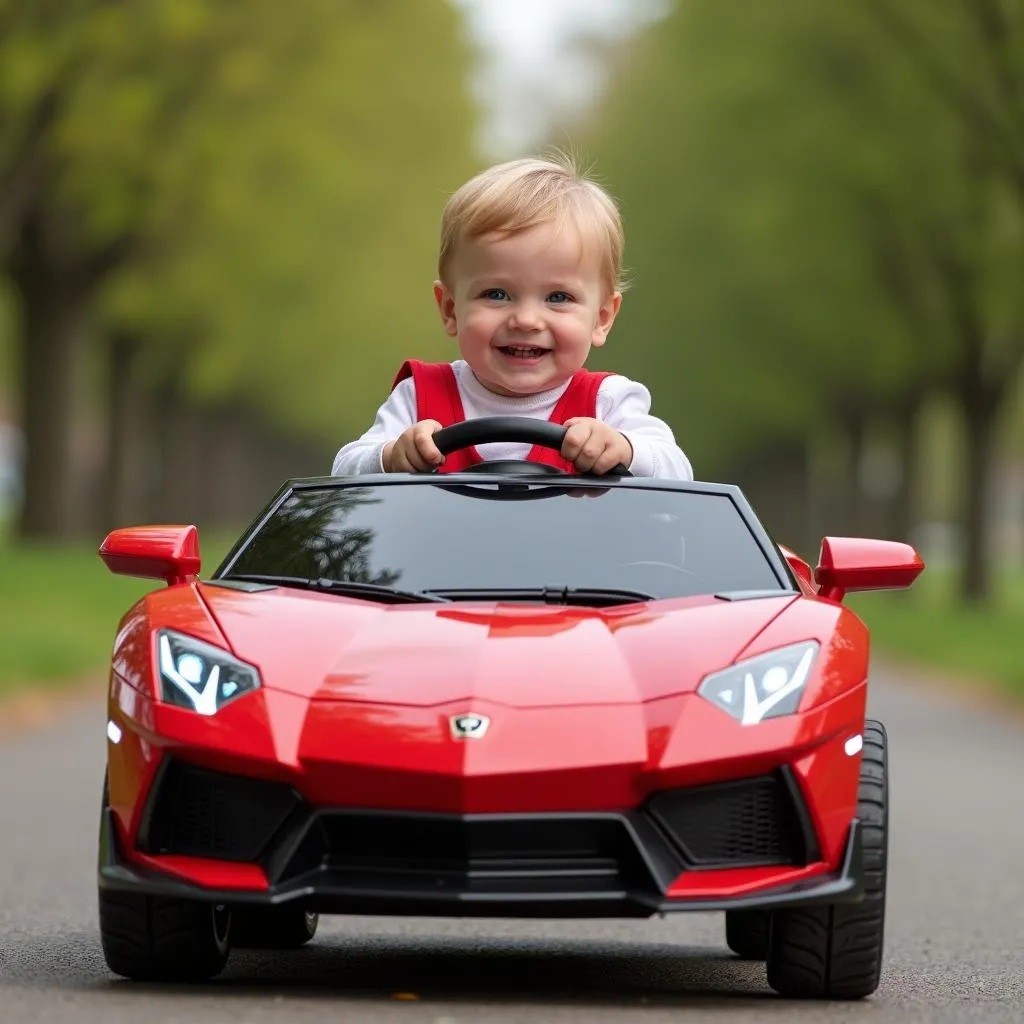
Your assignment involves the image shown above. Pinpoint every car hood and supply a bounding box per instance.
[197,583,800,707]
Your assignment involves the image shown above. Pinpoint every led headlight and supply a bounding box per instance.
[157,630,261,715]
[698,641,819,725]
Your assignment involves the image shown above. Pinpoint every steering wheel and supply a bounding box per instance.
[432,416,632,478]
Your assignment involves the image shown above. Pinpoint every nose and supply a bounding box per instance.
[507,300,543,332]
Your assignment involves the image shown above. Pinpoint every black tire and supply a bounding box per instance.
[766,719,888,1000]
[725,909,770,959]
[98,772,232,981]
[230,907,319,949]
[98,889,231,981]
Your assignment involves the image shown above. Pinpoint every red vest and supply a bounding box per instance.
[391,359,616,474]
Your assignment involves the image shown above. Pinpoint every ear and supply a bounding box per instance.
[590,291,622,348]
[433,280,458,337]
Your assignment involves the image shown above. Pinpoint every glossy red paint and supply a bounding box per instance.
[778,544,816,594]
[666,862,829,899]
[815,535,925,603]
[197,583,798,705]
[103,528,918,903]
[107,673,161,843]
[110,584,229,697]
[129,852,269,891]
[737,597,870,713]
[791,716,864,866]
[100,525,201,586]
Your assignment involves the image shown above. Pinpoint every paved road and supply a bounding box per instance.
[1,668,1022,1023]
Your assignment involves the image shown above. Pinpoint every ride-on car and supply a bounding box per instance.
[96,417,923,999]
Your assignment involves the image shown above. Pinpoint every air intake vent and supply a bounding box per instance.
[645,772,811,867]
[141,759,301,862]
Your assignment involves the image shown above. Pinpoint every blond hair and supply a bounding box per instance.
[438,153,625,294]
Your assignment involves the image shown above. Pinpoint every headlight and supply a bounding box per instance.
[157,630,261,715]
[698,641,819,725]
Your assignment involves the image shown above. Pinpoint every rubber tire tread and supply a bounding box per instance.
[98,889,230,981]
[726,910,770,960]
[97,776,230,981]
[766,720,888,1000]
[230,907,319,949]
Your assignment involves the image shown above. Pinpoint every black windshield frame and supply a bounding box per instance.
[210,474,800,598]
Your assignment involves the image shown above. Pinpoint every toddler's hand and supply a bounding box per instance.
[560,418,633,475]
[383,419,445,472]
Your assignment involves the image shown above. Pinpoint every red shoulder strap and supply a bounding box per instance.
[390,360,481,471]
[526,369,618,471]
[390,362,618,474]
[391,359,463,426]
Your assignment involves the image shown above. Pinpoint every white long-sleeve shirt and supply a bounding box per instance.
[331,360,693,480]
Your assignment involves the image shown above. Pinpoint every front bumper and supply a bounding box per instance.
[99,771,864,918]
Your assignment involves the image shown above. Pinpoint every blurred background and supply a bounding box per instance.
[0,0,1022,690]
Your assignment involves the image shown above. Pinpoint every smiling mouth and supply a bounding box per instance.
[499,346,549,359]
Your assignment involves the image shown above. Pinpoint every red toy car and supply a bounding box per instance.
[96,417,923,998]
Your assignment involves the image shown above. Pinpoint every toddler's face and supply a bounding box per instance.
[434,221,621,397]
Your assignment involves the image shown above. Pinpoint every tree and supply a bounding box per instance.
[858,0,1024,600]
[581,0,1022,597]
[0,0,479,538]
[1,1,265,536]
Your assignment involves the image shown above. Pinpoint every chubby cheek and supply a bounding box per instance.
[458,306,503,342]
[552,316,597,354]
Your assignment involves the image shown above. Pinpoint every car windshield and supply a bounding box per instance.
[216,480,788,601]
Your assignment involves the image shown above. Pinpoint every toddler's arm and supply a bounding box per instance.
[331,378,418,475]
[597,377,694,480]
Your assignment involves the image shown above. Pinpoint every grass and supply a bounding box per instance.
[0,529,235,695]
[848,565,1024,698]
[0,540,156,692]
[1,527,1022,701]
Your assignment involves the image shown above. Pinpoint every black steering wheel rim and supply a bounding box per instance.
[431,416,631,477]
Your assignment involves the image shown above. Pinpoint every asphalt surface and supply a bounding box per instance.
[1,667,1022,1023]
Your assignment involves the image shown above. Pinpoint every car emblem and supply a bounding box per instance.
[449,713,490,739]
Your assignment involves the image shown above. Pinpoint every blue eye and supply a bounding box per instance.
[548,292,572,304]
[481,288,509,301]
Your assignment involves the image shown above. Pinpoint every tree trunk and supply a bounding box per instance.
[726,440,812,554]
[8,214,89,540]
[151,377,204,524]
[888,394,922,543]
[0,86,61,261]
[841,412,869,537]
[101,331,151,531]
[959,392,996,604]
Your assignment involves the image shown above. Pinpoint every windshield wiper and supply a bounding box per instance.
[220,574,449,604]
[422,586,655,607]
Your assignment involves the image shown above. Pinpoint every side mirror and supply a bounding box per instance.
[814,536,924,603]
[99,525,201,586]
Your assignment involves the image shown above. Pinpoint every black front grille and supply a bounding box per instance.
[140,759,301,861]
[312,811,655,895]
[136,761,817,887]
[645,771,811,867]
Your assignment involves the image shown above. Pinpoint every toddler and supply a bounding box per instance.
[331,154,693,479]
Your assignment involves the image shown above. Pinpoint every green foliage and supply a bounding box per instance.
[849,567,1024,698]
[0,529,235,691]
[1,531,1020,700]
[0,540,153,688]
[1,0,479,449]
[99,0,480,446]
[581,0,1023,471]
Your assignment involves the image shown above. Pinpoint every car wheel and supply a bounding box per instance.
[230,907,319,949]
[97,773,232,981]
[725,909,769,959]
[766,719,888,999]
[98,889,231,981]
